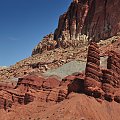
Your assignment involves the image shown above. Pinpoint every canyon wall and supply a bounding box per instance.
[55,0,120,42]
[32,0,120,55]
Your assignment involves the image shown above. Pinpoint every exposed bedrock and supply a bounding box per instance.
[32,0,120,55]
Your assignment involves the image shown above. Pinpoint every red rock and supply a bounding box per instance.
[16,75,45,91]
[114,96,120,103]
[102,51,120,88]
[85,67,101,78]
[85,72,100,81]
[18,97,24,105]
[87,56,100,66]
[0,90,13,110]
[86,62,100,71]
[88,50,100,60]
[32,34,57,55]
[54,0,120,44]
[1,46,120,112]
[88,45,100,54]
[83,0,120,41]
[0,81,17,90]
[102,83,115,94]
[84,42,102,95]
[104,93,114,102]
[31,0,120,56]
[84,77,101,89]
[43,77,60,89]
[60,75,77,87]
[54,0,89,42]
[36,90,50,102]
[0,98,5,109]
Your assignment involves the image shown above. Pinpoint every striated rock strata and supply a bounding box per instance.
[55,0,120,42]
[84,42,120,102]
[84,42,103,98]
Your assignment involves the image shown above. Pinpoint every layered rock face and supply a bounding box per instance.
[54,0,89,42]
[102,51,120,88]
[83,42,120,102]
[84,42,103,97]
[32,0,120,55]
[83,0,120,41]
[55,0,120,42]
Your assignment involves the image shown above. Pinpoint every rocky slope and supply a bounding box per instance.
[0,35,120,81]
[0,66,7,70]
[1,94,120,120]
[0,45,88,80]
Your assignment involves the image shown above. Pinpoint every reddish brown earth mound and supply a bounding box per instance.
[1,94,120,120]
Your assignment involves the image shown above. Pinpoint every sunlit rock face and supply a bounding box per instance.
[54,0,89,42]
[55,0,120,42]
[82,0,120,41]
[32,0,120,55]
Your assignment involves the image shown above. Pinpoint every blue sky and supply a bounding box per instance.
[0,0,71,66]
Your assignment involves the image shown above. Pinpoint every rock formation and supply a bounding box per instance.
[32,0,120,55]
[54,0,89,42]
[0,75,68,110]
[102,51,120,102]
[83,42,120,102]
[1,0,120,112]
[84,42,103,98]
[55,0,120,42]
[68,42,120,103]
[32,34,57,55]
[1,45,120,119]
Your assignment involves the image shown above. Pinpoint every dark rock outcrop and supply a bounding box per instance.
[0,75,67,110]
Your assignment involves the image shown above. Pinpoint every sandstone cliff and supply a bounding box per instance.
[55,0,120,42]
[32,0,120,55]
